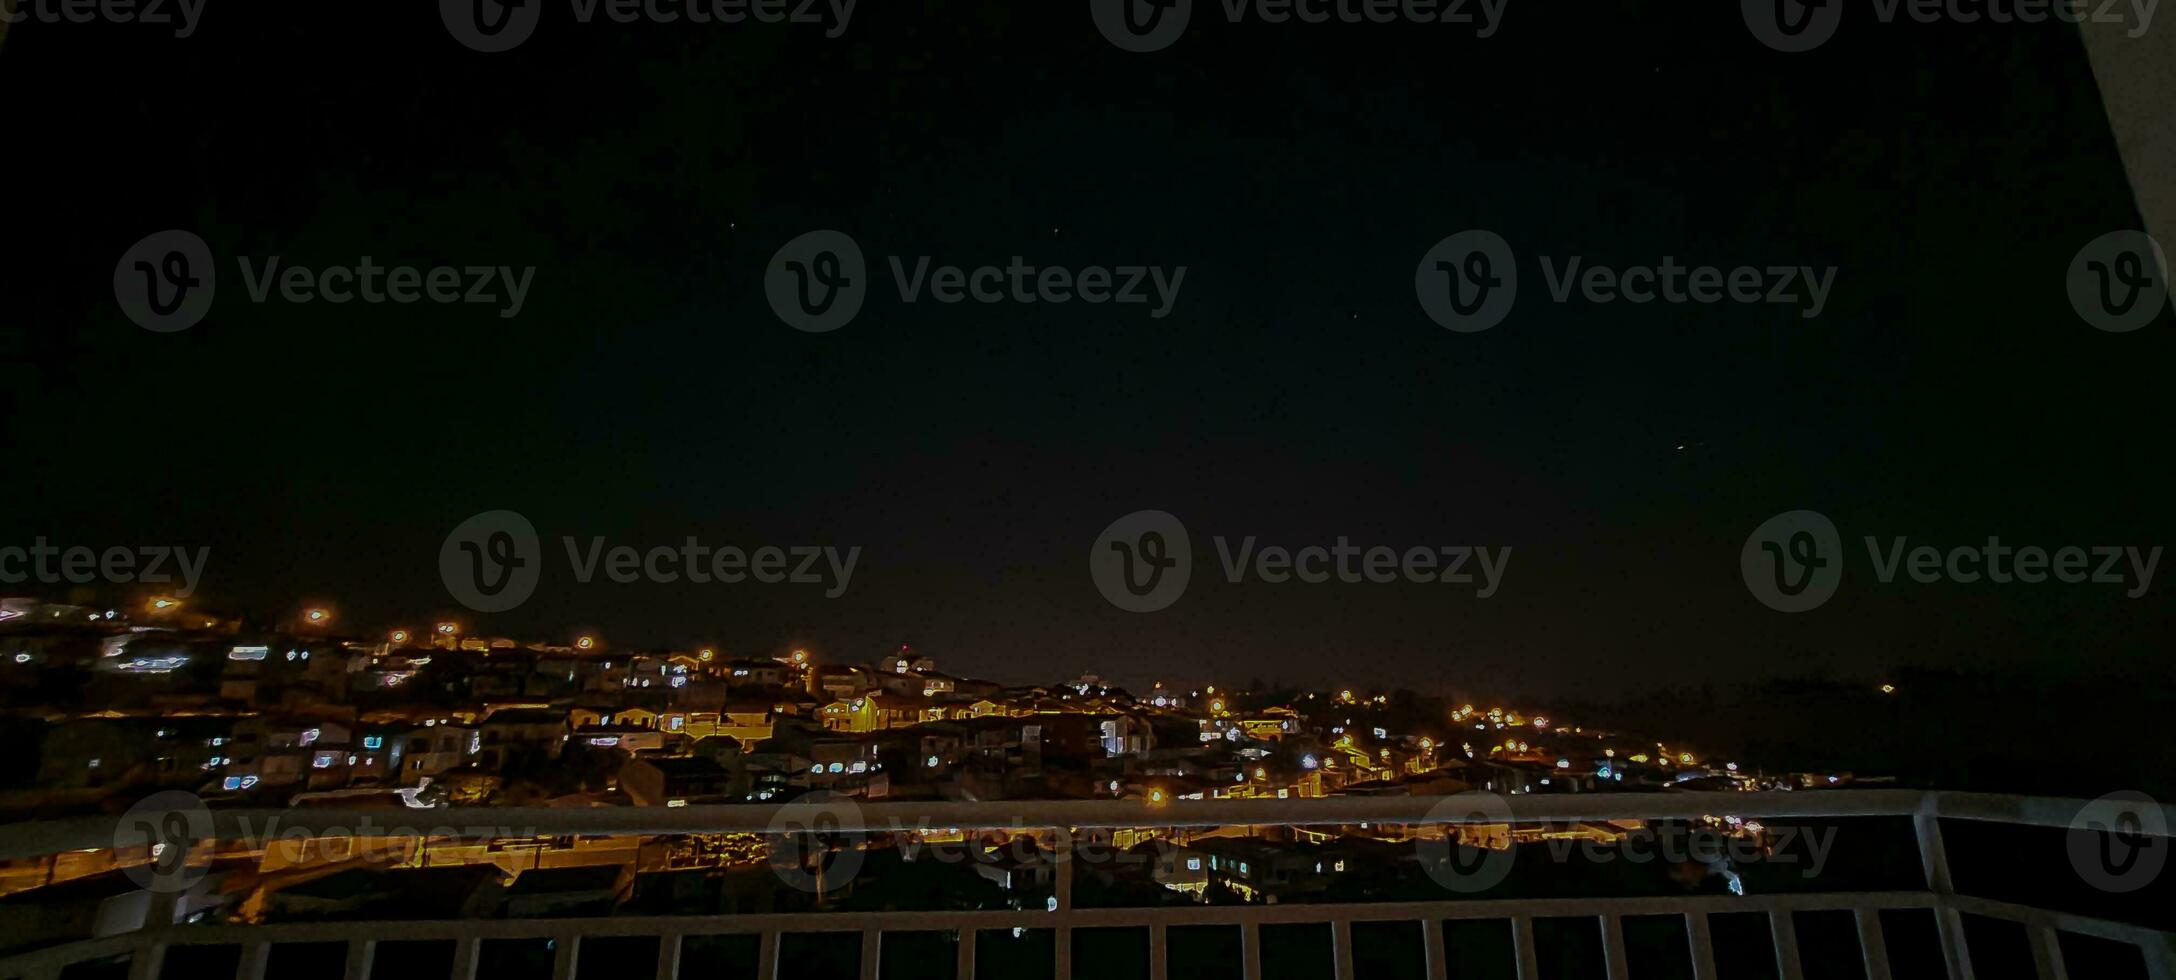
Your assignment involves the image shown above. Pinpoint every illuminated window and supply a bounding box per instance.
[363,736,383,749]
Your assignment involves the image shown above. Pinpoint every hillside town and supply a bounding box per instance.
[0,594,1855,946]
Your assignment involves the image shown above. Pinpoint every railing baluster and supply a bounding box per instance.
[127,939,167,980]
[1422,918,1449,980]
[955,928,976,980]
[449,937,480,980]
[341,938,374,980]
[2143,934,2176,980]
[1917,804,1972,980]
[550,934,578,980]
[1601,914,1630,980]
[1512,916,1540,980]
[859,930,879,980]
[2027,925,2069,980]
[1148,923,1168,980]
[1053,827,1073,980]
[1940,906,1978,980]
[235,941,271,980]
[653,933,681,980]
[1769,910,1805,980]
[1686,912,1718,980]
[1857,908,1893,980]
[756,930,780,980]
[1332,919,1356,980]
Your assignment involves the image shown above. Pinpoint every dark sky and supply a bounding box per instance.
[4,0,2171,699]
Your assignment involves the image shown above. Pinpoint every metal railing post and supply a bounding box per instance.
[1053,826,1073,980]
[1512,915,1540,980]
[1686,912,1718,980]
[1600,913,1630,980]
[2027,925,2070,980]
[1770,909,1805,980]
[955,927,977,980]
[1422,918,1449,980]
[1857,908,1894,980]
[1918,794,1974,980]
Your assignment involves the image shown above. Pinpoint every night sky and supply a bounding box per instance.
[5,0,2171,700]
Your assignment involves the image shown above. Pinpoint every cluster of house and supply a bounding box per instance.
[0,598,1831,949]
[0,597,1782,820]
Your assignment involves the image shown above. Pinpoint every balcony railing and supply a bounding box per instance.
[0,789,2168,980]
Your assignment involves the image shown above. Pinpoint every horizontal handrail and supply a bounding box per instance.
[1,789,2168,862]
